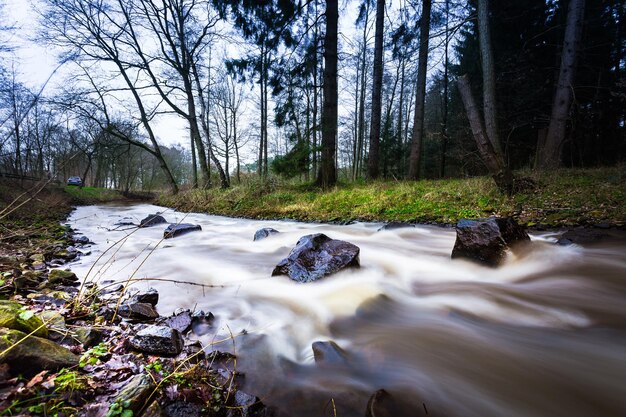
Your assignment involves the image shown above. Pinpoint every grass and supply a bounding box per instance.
[63,186,124,203]
[158,167,626,227]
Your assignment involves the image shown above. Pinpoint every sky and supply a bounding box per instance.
[3,0,432,165]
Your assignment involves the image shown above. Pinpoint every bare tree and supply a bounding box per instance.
[40,0,180,194]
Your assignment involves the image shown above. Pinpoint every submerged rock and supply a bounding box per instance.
[129,325,184,356]
[557,228,610,246]
[377,222,414,231]
[272,233,360,282]
[365,389,400,417]
[191,310,215,336]
[253,227,280,241]
[140,214,168,228]
[312,340,349,365]
[451,217,529,266]
[0,328,78,377]
[163,223,202,239]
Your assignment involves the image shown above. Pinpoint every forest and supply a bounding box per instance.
[0,0,622,195]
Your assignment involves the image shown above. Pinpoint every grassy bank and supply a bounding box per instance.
[158,167,626,227]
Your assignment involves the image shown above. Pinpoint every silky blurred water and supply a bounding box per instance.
[67,204,626,417]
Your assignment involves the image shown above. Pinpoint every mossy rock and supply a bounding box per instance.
[0,328,78,377]
[0,300,48,338]
[48,269,78,284]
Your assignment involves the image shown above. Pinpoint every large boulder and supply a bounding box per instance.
[0,300,48,338]
[253,228,280,241]
[0,328,78,377]
[451,217,530,266]
[272,234,360,283]
[557,228,609,246]
[140,214,168,228]
[163,223,202,239]
[129,325,184,356]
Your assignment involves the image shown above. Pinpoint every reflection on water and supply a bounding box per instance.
[67,204,626,417]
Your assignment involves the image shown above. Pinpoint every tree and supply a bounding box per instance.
[407,0,432,180]
[537,0,586,169]
[316,0,338,188]
[40,0,180,194]
[366,0,385,179]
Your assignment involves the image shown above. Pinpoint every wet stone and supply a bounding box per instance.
[191,310,215,336]
[48,269,79,285]
[140,214,168,228]
[312,340,349,365]
[272,233,360,283]
[131,287,159,306]
[118,302,159,322]
[129,325,184,356]
[377,222,414,231]
[159,309,192,333]
[451,217,530,266]
[253,227,280,241]
[163,223,202,239]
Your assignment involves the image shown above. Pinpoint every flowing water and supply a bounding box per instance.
[67,203,626,417]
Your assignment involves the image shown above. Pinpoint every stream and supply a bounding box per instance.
[66,203,626,417]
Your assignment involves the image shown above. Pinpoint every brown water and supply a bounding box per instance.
[67,204,626,417]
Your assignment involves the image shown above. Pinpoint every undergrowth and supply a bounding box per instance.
[158,167,626,227]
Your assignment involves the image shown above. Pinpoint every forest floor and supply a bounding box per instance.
[0,179,268,416]
[159,167,626,229]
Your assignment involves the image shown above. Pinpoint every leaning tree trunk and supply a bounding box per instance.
[457,75,513,194]
[537,0,585,169]
[367,0,385,179]
[407,0,432,180]
[317,0,338,189]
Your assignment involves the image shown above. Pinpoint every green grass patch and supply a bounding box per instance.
[157,167,626,227]
[63,186,124,203]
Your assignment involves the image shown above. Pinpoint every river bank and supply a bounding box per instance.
[0,181,267,416]
[158,167,626,228]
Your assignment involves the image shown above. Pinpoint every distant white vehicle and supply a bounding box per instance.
[67,176,83,186]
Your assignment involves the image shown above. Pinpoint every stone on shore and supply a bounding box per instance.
[129,325,184,356]
[0,300,48,338]
[272,233,360,283]
[48,269,79,285]
[0,328,78,377]
[118,302,159,322]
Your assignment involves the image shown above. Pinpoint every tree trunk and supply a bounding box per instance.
[317,0,338,188]
[537,0,585,169]
[367,0,385,179]
[440,0,450,178]
[457,75,513,194]
[407,0,432,180]
[477,0,504,159]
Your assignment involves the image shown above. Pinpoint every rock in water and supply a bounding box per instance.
[0,328,78,377]
[451,217,530,266]
[377,222,414,231]
[163,223,202,239]
[557,228,609,246]
[272,233,360,282]
[365,389,400,417]
[253,227,280,241]
[140,214,168,228]
[129,325,184,356]
[312,340,349,365]
[132,287,159,306]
